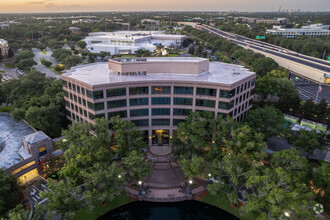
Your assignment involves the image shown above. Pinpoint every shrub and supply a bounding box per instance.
[41,58,52,67]
[54,64,65,72]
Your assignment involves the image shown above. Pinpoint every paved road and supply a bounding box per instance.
[32,48,60,79]
[0,63,19,80]
[199,25,330,73]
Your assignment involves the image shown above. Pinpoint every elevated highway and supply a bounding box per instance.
[197,24,330,84]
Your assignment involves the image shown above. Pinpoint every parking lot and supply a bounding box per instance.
[291,73,330,104]
[24,176,50,207]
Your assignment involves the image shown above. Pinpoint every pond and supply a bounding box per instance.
[98,200,239,220]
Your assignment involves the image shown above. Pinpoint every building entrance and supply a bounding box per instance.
[152,130,169,146]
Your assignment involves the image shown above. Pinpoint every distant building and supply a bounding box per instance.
[256,18,288,25]
[0,39,9,57]
[239,17,257,23]
[68,27,81,34]
[266,23,330,38]
[61,57,256,147]
[141,19,160,26]
[0,20,21,29]
[84,31,186,55]
[0,114,60,184]
[72,19,98,24]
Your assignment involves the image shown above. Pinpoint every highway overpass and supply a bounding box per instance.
[193,24,330,84]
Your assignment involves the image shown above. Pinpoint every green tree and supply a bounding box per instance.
[110,116,147,158]
[77,40,87,49]
[288,130,326,154]
[188,46,195,55]
[2,204,29,220]
[52,49,72,63]
[316,99,328,120]
[123,150,151,181]
[48,39,63,50]
[43,118,150,215]
[172,111,216,160]
[15,58,37,71]
[15,50,34,63]
[245,106,286,138]
[208,154,250,205]
[40,179,81,220]
[64,55,82,69]
[302,99,316,118]
[243,167,315,219]
[271,148,310,182]
[0,169,23,216]
[225,125,267,160]
[179,156,204,179]
[10,108,25,121]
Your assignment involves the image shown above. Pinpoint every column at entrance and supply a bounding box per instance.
[151,129,169,146]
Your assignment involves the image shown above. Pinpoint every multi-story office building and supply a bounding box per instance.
[62,57,256,146]
[266,23,330,38]
[0,39,9,57]
[256,18,288,25]
[84,31,186,54]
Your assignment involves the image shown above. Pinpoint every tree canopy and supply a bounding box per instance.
[41,117,150,218]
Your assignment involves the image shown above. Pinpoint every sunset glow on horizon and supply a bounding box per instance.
[0,0,329,13]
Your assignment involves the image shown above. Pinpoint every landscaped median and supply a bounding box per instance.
[73,194,133,220]
[200,191,258,220]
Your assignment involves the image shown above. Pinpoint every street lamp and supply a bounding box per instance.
[138,180,143,195]
[188,179,193,195]
[208,173,212,184]
[284,211,290,218]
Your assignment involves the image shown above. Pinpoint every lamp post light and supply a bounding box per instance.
[208,173,212,184]
[188,179,193,195]
[284,211,290,218]
[138,180,143,195]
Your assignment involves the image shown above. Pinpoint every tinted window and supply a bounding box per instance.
[197,88,216,97]
[151,97,171,105]
[173,97,193,106]
[107,99,127,108]
[107,88,126,97]
[196,99,215,108]
[174,86,193,95]
[129,87,149,95]
[151,86,171,94]
[130,98,149,106]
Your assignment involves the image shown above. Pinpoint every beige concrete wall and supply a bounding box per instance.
[108,59,209,75]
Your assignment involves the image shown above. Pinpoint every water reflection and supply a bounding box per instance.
[98,200,239,220]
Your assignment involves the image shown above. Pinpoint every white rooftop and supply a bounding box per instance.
[0,39,8,45]
[63,58,255,86]
[0,114,35,169]
[87,31,185,40]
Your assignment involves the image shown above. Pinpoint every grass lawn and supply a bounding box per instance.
[121,55,136,58]
[0,105,12,112]
[168,54,179,57]
[73,194,133,220]
[201,191,258,220]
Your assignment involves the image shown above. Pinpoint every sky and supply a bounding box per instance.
[0,0,329,13]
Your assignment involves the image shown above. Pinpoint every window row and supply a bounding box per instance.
[63,78,255,101]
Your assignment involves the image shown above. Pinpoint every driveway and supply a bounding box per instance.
[32,48,60,79]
